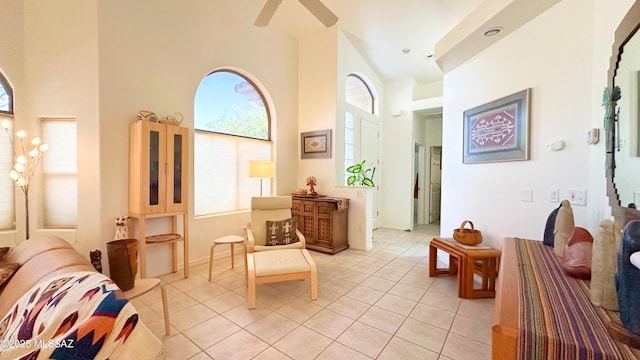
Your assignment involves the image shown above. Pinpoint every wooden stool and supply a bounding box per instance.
[209,235,246,281]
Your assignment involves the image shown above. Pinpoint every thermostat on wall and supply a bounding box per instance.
[547,140,565,151]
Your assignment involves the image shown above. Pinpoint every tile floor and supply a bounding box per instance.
[134,224,494,359]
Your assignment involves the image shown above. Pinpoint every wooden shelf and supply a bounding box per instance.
[146,233,183,244]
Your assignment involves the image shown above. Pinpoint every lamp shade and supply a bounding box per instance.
[249,160,275,178]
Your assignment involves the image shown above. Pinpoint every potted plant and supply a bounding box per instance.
[346,160,375,186]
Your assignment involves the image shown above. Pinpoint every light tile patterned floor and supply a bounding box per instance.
[135,224,493,359]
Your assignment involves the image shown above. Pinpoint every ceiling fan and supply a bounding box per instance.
[255,0,338,28]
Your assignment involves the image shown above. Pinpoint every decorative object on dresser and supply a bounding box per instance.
[90,249,102,273]
[616,220,640,335]
[129,119,189,278]
[114,215,130,240]
[300,129,331,159]
[462,89,530,164]
[452,220,483,246]
[561,227,593,279]
[0,118,48,240]
[159,111,183,126]
[543,203,562,246]
[591,219,622,310]
[554,199,575,257]
[305,176,317,195]
[136,110,158,122]
[291,195,349,254]
[249,160,275,196]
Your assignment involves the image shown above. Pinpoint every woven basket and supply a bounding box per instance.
[453,220,483,245]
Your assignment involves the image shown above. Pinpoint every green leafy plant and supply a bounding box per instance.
[346,160,376,187]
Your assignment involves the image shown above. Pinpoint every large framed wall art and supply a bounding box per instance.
[463,89,531,164]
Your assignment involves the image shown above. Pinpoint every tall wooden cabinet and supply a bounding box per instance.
[291,196,349,254]
[129,120,189,278]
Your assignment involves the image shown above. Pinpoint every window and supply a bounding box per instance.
[0,119,13,230]
[41,118,77,227]
[0,71,13,114]
[344,112,355,184]
[0,71,14,229]
[345,74,374,114]
[194,70,272,215]
[344,74,378,184]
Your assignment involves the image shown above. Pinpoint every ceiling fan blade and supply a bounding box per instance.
[255,0,281,27]
[299,0,338,27]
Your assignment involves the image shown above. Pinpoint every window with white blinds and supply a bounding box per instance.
[41,118,77,227]
[0,120,14,230]
[194,69,272,216]
[194,131,271,215]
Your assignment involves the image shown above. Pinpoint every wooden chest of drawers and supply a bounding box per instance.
[291,196,349,254]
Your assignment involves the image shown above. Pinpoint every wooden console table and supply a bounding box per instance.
[291,196,349,254]
[429,237,501,299]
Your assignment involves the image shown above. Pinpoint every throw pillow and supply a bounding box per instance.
[265,217,299,246]
[0,247,10,262]
[554,200,575,257]
[543,204,561,246]
[0,262,19,287]
[561,227,593,279]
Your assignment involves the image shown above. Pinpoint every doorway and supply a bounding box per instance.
[429,146,442,223]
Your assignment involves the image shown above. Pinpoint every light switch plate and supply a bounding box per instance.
[568,188,587,206]
[549,188,559,203]
[521,189,533,202]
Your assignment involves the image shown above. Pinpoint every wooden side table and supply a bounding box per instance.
[429,237,501,299]
[124,278,170,335]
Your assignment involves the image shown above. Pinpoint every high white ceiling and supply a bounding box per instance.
[253,0,484,84]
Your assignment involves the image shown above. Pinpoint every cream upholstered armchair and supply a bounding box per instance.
[244,196,317,309]
[245,196,305,252]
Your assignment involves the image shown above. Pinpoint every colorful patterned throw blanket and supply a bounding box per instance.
[0,271,161,359]
[516,238,640,359]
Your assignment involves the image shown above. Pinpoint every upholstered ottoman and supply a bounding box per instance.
[246,248,318,309]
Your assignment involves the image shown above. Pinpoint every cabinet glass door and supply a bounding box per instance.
[173,133,182,204]
[166,125,188,212]
[149,130,160,206]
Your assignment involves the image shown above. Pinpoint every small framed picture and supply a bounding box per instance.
[301,129,332,159]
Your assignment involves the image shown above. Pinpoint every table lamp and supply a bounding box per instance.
[249,160,274,196]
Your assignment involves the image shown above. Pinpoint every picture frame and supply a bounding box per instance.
[463,89,531,164]
[301,129,332,159]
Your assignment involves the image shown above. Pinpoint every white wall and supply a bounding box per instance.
[297,28,384,250]
[0,1,101,256]
[381,79,414,230]
[440,0,634,250]
[96,0,300,276]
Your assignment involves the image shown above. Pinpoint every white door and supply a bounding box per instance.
[361,117,379,229]
[414,143,426,226]
[429,146,442,223]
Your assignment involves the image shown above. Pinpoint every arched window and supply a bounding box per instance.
[0,71,13,114]
[345,74,374,114]
[194,69,272,215]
